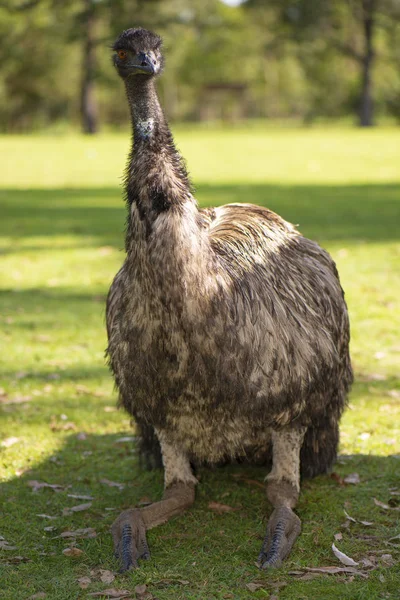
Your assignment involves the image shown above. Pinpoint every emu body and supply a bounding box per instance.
[106,27,352,571]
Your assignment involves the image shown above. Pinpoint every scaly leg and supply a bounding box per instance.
[258,426,306,569]
[111,430,197,571]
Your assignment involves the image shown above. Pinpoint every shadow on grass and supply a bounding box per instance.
[0,431,399,598]
[1,182,400,248]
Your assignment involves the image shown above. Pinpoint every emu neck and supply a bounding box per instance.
[124,77,193,239]
[126,77,165,145]
[123,77,208,297]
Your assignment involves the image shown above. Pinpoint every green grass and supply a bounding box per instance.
[0,126,399,600]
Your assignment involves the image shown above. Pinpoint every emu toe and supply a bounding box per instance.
[111,508,150,572]
[257,506,301,569]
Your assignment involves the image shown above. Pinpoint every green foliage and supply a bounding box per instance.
[1,0,400,129]
[0,127,399,598]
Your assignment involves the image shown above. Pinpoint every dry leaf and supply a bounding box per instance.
[60,528,96,539]
[28,480,64,492]
[373,498,400,510]
[389,534,400,541]
[330,472,345,486]
[78,576,92,589]
[0,540,17,550]
[2,394,32,405]
[360,520,374,526]
[62,547,83,557]
[291,572,321,581]
[135,584,154,599]
[115,437,135,443]
[100,570,116,584]
[360,558,375,568]
[100,478,125,490]
[245,583,264,592]
[334,533,343,541]
[381,554,395,566]
[88,590,131,598]
[305,566,367,578]
[1,436,20,448]
[344,509,357,523]
[343,473,360,485]
[62,502,92,516]
[208,501,239,513]
[36,514,57,520]
[332,543,359,566]
[6,556,30,564]
[28,594,47,599]
[67,493,94,500]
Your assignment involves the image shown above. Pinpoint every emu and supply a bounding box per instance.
[106,27,352,571]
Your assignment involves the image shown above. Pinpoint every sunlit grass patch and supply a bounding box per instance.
[0,128,399,599]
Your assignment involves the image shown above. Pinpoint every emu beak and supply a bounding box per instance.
[133,52,157,74]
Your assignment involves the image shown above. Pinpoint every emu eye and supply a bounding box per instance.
[117,50,127,60]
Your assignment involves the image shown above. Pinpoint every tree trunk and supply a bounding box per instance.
[359,0,376,127]
[80,0,98,134]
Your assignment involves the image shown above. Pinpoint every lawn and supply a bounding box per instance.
[0,126,399,600]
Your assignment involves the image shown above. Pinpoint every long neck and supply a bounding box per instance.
[124,76,194,244]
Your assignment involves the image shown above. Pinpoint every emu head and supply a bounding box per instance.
[112,28,163,79]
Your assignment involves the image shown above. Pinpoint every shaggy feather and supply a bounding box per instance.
[106,28,352,477]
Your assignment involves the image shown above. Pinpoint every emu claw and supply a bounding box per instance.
[257,506,301,569]
[111,509,150,572]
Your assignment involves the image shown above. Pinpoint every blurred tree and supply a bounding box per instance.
[250,0,400,126]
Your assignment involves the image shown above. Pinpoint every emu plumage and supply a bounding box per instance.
[106,27,352,571]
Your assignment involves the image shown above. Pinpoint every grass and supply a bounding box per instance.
[0,125,399,600]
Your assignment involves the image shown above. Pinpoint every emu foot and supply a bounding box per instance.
[257,506,301,569]
[111,508,150,572]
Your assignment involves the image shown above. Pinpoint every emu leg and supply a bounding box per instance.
[111,432,197,572]
[258,426,306,569]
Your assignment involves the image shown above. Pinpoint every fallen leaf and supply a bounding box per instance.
[389,534,400,541]
[115,437,136,443]
[67,493,94,500]
[1,436,20,448]
[245,583,264,592]
[28,593,47,599]
[135,584,154,599]
[343,473,360,485]
[332,543,359,566]
[334,533,343,541]
[208,501,239,513]
[100,478,125,490]
[62,502,92,516]
[0,540,17,550]
[330,472,345,486]
[305,566,367,578]
[373,498,400,511]
[88,590,131,598]
[28,480,64,492]
[2,394,32,405]
[6,555,30,564]
[381,554,395,566]
[78,576,92,589]
[36,514,57,520]
[291,572,321,581]
[62,547,83,557]
[360,558,376,568]
[344,509,357,523]
[60,528,97,539]
[360,521,374,526]
[43,526,56,532]
[100,570,116,584]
